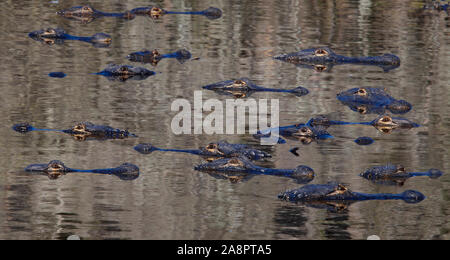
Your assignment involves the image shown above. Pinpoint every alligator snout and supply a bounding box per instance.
[401,190,425,204]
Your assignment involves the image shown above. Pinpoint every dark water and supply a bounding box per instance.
[0,0,449,240]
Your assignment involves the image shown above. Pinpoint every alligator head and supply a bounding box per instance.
[275,47,400,72]
[283,125,332,144]
[28,28,66,45]
[25,160,69,179]
[203,78,254,98]
[97,64,156,82]
[278,183,354,202]
[194,157,253,172]
[370,115,420,133]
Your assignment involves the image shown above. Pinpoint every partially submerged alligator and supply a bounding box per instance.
[28,28,111,48]
[337,87,413,114]
[308,115,420,134]
[134,140,271,161]
[127,49,192,66]
[360,164,443,186]
[25,160,139,180]
[274,47,401,72]
[202,78,309,98]
[254,123,333,144]
[194,156,315,184]
[57,5,222,23]
[95,64,157,82]
[12,122,136,141]
[278,182,425,205]
[130,6,222,20]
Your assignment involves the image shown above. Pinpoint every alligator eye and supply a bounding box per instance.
[314,49,329,56]
[355,88,368,96]
[379,116,392,124]
[396,165,406,173]
[337,184,348,191]
[82,6,92,12]
[206,144,217,150]
[234,80,246,86]
[300,127,312,135]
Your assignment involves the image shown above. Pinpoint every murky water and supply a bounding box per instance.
[0,0,448,240]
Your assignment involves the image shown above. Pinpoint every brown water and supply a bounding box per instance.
[0,0,449,240]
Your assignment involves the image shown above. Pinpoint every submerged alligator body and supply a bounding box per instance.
[57,5,222,23]
[360,164,443,186]
[274,47,401,72]
[25,160,139,180]
[29,28,112,48]
[12,122,136,141]
[127,49,192,66]
[95,64,157,82]
[202,78,309,98]
[194,157,315,184]
[308,115,420,134]
[278,182,425,211]
[134,140,271,161]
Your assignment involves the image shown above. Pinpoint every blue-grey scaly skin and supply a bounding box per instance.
[134,140,271,161]
[337,87,412,115]
[28,28,112,48]
[25,160,139,180]
[278,182,425,204]
[274,47,401,72]
[127,49,192,66]
[194,156,315,183]
[202,78,309,98]
[360,164,444,186]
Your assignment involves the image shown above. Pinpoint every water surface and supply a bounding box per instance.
[0,0,448,240]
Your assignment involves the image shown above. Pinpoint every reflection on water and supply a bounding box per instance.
[0,0,448,240]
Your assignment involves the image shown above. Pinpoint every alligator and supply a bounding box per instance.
[127,49,192,66]
[278,183,425,207]
[25,160,139,180]
[134,140,271,161]
[57,5,222,23]
[202,78,309,98]
[57,5,136,23]
[130,6,222,20]
[28,28,112,48]
[94,64,157,82]
[254,123,333,144]
[337,87,413,114]
[12,122,137,141]
[274,47,401,72]
[307,115,420,134]
[360,164,443,186]
[194,156,315,184]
